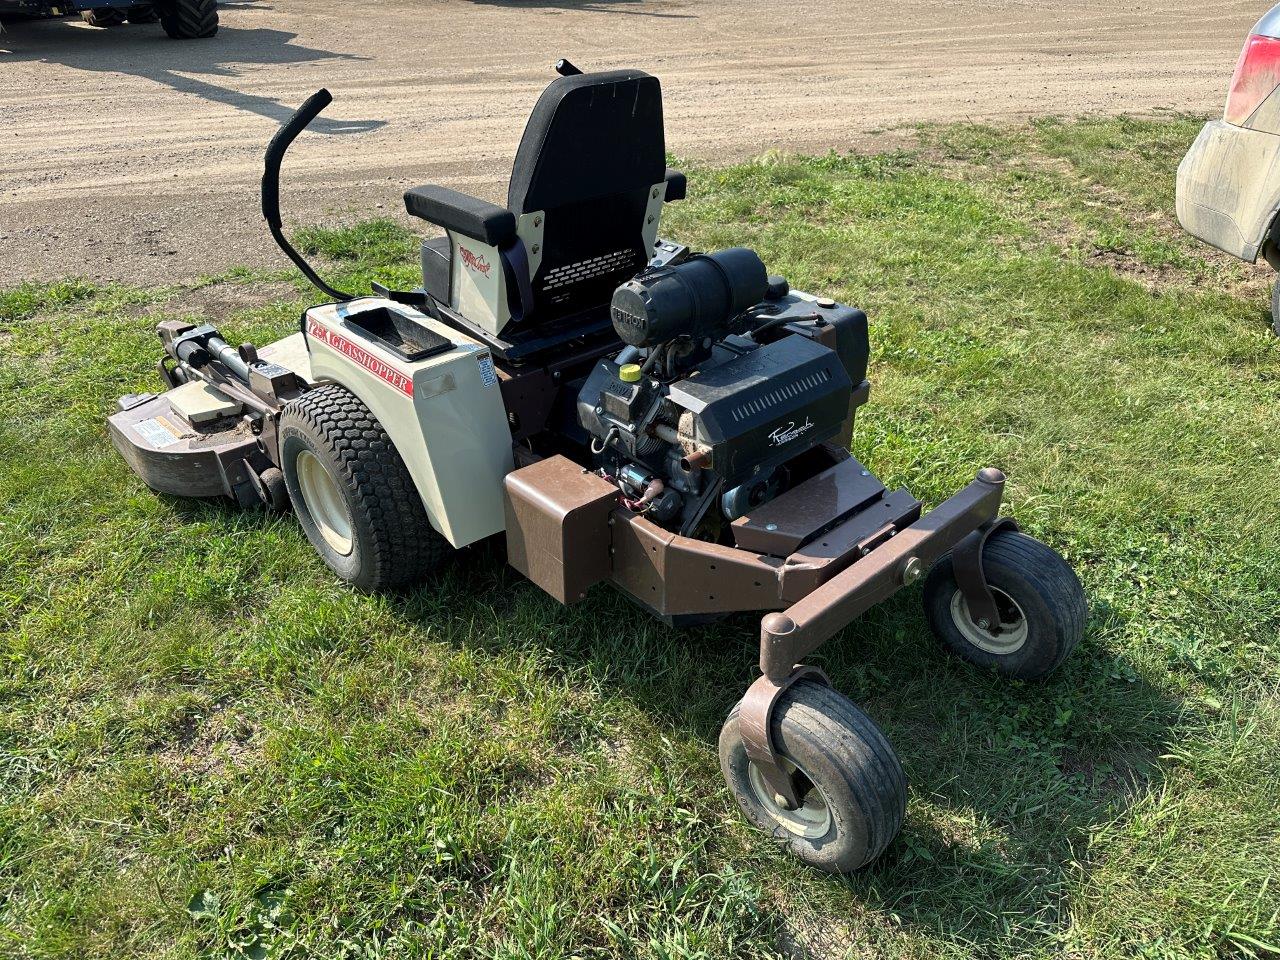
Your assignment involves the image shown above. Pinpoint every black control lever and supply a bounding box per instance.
[261,89,354,302]
[555,58,583,77]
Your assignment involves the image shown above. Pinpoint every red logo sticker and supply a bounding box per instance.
[308,319,414,397]
[458,245,491,276]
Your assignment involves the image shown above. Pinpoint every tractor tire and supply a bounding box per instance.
[127,5,159,23]
[279,384,450,591]
[158,0,217,39]
[81,9,127,26]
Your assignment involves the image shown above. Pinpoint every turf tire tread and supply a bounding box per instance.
[281,384,447,590]
[924,529,1086,679]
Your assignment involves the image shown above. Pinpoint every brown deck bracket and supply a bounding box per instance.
[950,515,1020,632]
[738,665,831,810]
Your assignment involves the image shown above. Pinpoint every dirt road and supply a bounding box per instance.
[0,0,1260,285]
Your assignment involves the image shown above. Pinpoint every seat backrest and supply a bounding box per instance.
[506,69,667,327]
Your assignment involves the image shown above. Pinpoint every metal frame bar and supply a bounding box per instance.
[757,467,1006,680]
[737,468,1007,807]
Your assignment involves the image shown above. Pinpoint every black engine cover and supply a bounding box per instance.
[665,334,852,486]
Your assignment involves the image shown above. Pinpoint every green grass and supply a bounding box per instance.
[3,115,1279,959]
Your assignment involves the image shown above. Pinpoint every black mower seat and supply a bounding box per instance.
[412,169,686,309]
[404,68,684,346]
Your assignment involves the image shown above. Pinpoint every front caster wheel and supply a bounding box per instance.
[719,680,906,874]
[923,529,1086,680]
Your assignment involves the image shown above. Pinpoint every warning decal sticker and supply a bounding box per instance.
[308,319,414,397]
[134,416,181,449]
[476,352,497,388]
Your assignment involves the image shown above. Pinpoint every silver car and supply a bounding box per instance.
[1177,4,1280,329]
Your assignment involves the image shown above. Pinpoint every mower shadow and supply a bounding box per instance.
[158,488,1179,950]
[0,18,382,134]
[390,534,1180,953]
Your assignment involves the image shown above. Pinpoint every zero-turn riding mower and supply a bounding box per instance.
[108,63,1088,873]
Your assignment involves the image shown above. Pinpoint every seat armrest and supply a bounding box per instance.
[404,185,517,247]
[664,168,687,202]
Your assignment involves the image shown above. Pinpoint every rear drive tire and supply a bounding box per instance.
[719,680,906,873]
[279,384,449,591]
[923,529,1086,679]
[158,0,217,38]
[81,9,127,26]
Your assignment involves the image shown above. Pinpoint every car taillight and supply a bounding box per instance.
[1225,33,1280,125]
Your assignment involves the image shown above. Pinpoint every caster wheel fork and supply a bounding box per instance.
[925,522,1087,679]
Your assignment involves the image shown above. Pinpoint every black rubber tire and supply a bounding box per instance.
[80,9,126,26]
[719,680,906,874]
[158,0,217,38]
[252,466,289,512]
[1270,279,1280,337]
[923,529,1086,680]
[127,6,159,23]
[278,384,449,591]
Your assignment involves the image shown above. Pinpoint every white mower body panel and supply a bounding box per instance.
[303,297,513,548]
[449,212,545,338]
[258,331,314,383]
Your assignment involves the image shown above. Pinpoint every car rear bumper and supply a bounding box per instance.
[1177,119,1280,262]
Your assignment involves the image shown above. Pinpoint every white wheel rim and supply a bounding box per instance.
[949,587,1028,655]
[296,450,353,556]
[747,757,832,838]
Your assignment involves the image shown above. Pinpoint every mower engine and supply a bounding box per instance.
[576,248,869,534]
